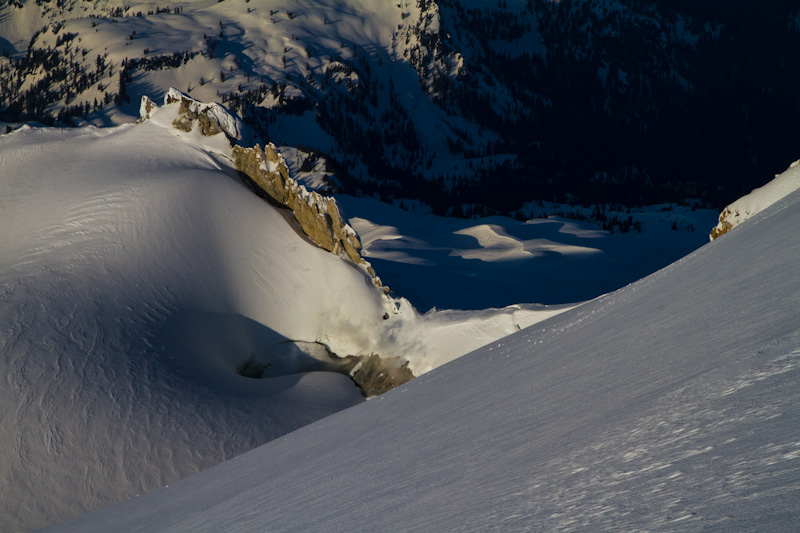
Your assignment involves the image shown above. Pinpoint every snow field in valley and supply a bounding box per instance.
[338,193,718,311]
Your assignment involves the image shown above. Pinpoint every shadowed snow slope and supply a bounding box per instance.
[54,190,800,530]
[340,195,716,311]
[0,118,377,530]
[0,107,573,530]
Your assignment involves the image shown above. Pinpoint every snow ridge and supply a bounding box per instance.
[710,159,800,239]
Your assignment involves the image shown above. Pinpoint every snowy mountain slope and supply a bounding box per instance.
[4,0,799,212]
[711,158,800,239]
[0,93,575,530]
[53,187,800,531]
[0,100,372,531]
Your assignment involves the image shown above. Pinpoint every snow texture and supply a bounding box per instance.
[0,103,570,530]
[51,188,800,531]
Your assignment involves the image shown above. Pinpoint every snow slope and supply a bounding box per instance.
[0,102,373,531]
[0,95,572,530]
[711,159,800,239]
[53,187,800,531]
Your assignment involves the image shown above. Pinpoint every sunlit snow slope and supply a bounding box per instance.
[56,188,800,531]
[711,159,800,239]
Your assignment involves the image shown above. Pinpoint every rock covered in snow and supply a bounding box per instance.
[139,88,245,142]
[710,160,800,240]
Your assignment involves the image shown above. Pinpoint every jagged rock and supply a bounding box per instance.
[232,144,365,266]
[139,95,156,122]
[271,343,415,397]
[710,160,800,240]
[709,209,735,240]
[137,90,388,291]
[164,88,243,141]
[137,89,243,142]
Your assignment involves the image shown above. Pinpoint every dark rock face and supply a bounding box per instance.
[348,354,415,397]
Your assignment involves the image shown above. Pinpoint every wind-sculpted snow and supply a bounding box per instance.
[0,100,573,529]
[143,88,370,270]
[53,189,800,531]
[0,116,376,530]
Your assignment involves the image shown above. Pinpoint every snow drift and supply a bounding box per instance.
[710,159,800,239]
[53,187,800,531]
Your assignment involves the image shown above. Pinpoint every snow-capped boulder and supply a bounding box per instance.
[139,88,245,142]
[711,160,800,240]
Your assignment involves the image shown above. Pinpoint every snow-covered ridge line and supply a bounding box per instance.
[141,89,387,290]
[710,160,800,240]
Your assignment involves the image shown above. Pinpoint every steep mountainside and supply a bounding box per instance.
[2,0,799,214]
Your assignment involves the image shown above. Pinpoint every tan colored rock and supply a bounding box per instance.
[164,88,242,140]
[138,95,156,122]
[709,208,735,240]
[138,90,388,290]
[232,144,366,266]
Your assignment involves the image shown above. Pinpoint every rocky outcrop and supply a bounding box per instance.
[138,90,388,291]
[165,88,243,141]
[235,340,414,397]
[709,209,735,240]
[710,160,800,240]
[347,354,414,397]
[268,343,414,397]
[139,89,244,142]
[139,95,157,122]
[232,143,367,268]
